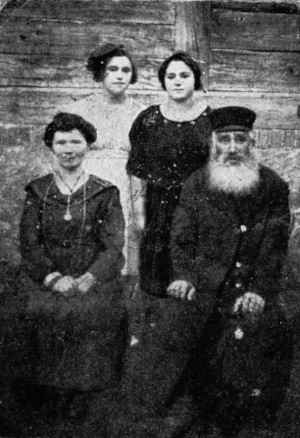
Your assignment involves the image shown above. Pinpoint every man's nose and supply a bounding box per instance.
[229,138,237,152]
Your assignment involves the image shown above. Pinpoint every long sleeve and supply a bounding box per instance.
[20,188,55,282]
[127,107,179,189]
[170,176,228,314]
[170,182,199,287]
[88,187,125,284]
[127,109,151,181]
[248,178,291,298]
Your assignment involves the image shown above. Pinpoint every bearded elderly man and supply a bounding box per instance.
[168,106,293,437]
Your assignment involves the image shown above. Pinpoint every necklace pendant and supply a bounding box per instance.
[64,209,72,221]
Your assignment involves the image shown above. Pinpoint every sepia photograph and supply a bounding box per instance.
[0,0,299,436]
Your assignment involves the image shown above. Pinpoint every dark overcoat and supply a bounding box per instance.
[171,164,290,315]
[171,164,292,433]
[107,165,292,438]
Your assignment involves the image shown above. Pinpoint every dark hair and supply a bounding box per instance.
[43,112,97,149]
[86,44,138,84]
[158,51,202,91]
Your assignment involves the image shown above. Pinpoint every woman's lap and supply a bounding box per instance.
[0,271,128,389]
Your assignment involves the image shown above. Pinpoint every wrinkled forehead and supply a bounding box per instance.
[214,125,251,134]
[211,130,252,150]
[214,129,250,137]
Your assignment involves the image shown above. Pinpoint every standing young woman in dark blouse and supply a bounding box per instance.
[127,51,211,297]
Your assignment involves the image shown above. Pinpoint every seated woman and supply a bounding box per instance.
[0,112,126,436]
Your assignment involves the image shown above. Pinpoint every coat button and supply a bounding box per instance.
[130,335,139,347]
[240,225,247,233]
[234,327,244,340]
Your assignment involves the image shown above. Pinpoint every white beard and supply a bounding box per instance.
[208,158,260,195]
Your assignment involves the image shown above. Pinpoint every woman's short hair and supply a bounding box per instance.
[86,43,138,84]
[43,112,97,148]
[158,51,202,91]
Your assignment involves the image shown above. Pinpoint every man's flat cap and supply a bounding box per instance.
[209,106,256,132]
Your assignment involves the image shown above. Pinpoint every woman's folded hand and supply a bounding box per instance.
[76,272,96,294]
[52,275,78,297]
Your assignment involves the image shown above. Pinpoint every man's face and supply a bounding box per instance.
[209,129,258,195]
[213,130,251,165]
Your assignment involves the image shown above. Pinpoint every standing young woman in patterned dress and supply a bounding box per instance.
[66,43,144,279]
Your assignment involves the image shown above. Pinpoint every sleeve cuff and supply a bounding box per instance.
[43,272,62,288]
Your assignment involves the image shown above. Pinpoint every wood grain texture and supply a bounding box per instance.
[0,0,175,24]
[0,17,174,58]
[0,89,162,126]
[211,1,300,13]
[254,146,300,202]
[175,1,211,90]
[211,9,300,51]
[0,54,162,89]
[0,0,10,11]
[204,92,300,130]
[210,50,300,92]
[0,88,299,132]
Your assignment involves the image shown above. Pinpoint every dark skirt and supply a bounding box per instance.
[0,265,127,436]
[140,184,182,297]
[1,268,127,389]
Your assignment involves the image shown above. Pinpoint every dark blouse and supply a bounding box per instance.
[127,104,211,296]
[15,174,126,391]
[20,174,125,286]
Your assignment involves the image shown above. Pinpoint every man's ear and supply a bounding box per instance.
[248,131,255,147]
[210,132,217,158]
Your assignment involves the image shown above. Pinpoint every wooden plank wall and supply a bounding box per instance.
[0,0,299,263]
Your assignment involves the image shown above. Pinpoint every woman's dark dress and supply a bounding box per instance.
[19,173,126,388]
[0,174,127,435]
[127,104,211,296]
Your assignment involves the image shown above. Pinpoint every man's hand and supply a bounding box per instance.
[52,275,77,297]
[167,280,196,301]
[76,272,96,295]
[233,292,265,314]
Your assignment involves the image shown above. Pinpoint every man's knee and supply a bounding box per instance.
[143,297,203,351]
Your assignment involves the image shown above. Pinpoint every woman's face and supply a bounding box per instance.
[52,129,88,171]
[103,56,133,96]
[164,60,195,102]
